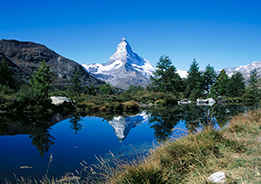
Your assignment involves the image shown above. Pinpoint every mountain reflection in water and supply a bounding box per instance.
[0,103,258,182]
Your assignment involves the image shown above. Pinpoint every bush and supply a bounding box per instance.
[155,99,166,106]
[122,101,139,112]
[0,84,15,95]
[163,94,178,105]
[112,102,124,111]
[152,92,166,101]
[76,102,98,111]
[242,93,255,100]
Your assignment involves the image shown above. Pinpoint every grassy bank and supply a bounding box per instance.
[6,109,261,184]
[105,110,261,184]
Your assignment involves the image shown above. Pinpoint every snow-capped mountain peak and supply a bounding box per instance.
[108,38,130,62]
[82,38,156,89]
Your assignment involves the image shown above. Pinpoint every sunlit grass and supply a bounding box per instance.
[3,110,261,183]
[106,110,261,184]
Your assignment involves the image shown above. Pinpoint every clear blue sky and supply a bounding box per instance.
[1,0,261,71]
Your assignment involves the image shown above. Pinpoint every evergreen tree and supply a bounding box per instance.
[99,82,113,95]
[247,69,260,98]
[150,56,184,94]
[0,59,16,89]
[214,69,229,96]
[228,71,245,97]
[85,85,98,96]
[202,64,216,97]
[30,61,55,102]
[185,59,204,100]
[67,69,83,97]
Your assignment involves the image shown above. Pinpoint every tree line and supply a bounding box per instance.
[1,55,260,112]
[149,56,260,101]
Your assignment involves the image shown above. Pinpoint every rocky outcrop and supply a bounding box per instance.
[50,96,74,106]
[0,39,103,89]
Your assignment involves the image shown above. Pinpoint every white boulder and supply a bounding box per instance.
[207,171,226,183]
[50,96,74,106]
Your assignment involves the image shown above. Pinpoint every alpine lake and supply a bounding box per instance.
[0,103,259,182]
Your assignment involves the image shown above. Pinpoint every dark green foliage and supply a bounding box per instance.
[85,85,99,96]
[0,84,15,95]
[150,56,184,94]
[98,82,113,95]
[242,93,255,101]
[247,69,260,99]
[185,59,204,100]
[202,64,216,97]
[228,71,245,97]
[67,69,83,97]
[124,85,144,96]
[0,59,17,91]
[213,69,229,96]
[29,61,55,103]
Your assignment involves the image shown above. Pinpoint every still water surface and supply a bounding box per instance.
[0,103,258,181]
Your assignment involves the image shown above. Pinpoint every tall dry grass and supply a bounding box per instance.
[4,110,261,183]
[106,110,261,184]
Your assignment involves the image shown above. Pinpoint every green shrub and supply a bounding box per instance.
[123,101,139,112]
[112,102,124,111]
[155,99,165,106]
[152,92,166,101]
[163,94,178,105]
[0,84,15,95]
[242,93,255,102]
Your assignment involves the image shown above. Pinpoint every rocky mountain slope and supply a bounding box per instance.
[83,38,156,90]
[0,39,103,89]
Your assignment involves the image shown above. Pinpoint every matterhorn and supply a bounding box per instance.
[83,38,155,89]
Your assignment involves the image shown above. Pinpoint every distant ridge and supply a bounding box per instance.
[222,60,261,83]
[0,39,103,89]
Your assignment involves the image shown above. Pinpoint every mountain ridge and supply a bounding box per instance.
[0,39,103,89]
[83,38,156,90]
[223,60,261,81]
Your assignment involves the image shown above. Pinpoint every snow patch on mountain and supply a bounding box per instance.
[223,60,261,80]
[82,38,156,89]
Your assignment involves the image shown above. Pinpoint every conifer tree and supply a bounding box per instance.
[0,59,16,89]
[67,69,83,97]
[30,61,55,102]
[185,59,204,100]
[214,69,229,96]
[202,64,216,97]
[247,69,260,98]
[150,55,184,94]
[99,82,113,95]
[228,71,245,97]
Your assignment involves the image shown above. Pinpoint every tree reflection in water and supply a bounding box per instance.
[0,103,257,156]
[69,114,83,134]
[147,103,255,141]
[0,112,70,156]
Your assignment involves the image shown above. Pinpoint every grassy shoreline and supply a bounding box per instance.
[4,109,261,183]
[105,110,261,184]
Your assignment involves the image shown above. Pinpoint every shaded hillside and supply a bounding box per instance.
[0,39,103,89]
[0,52,31,86]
